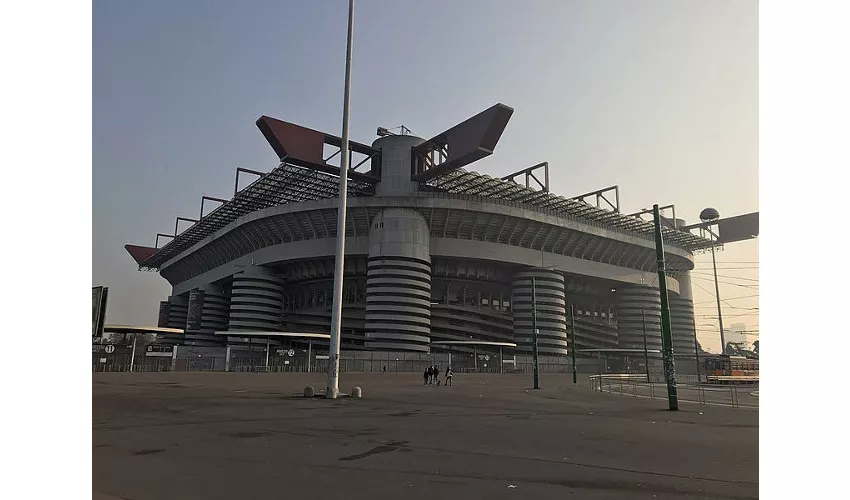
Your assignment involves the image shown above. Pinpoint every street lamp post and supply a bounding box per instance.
[642,309,650,382]
[265,335,270,370]
[653,204,679,411]
[326,0,355,399]
[710,240,725,354]
[700,208,725,355]
[531,276,540,389]
[570,305,577,384]
[129,333,137,373]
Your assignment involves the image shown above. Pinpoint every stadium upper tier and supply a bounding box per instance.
[138,161,713,271]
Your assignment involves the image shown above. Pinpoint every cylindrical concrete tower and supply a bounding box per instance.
[166,295,188,330]
[616,285,662,354]
[228,267,284,331]
[371,134,425,196]
[670,271,697,362]
[669,296,696,357]
[200,284,230,333]
[365,208,432,352]
[512,269,568,355]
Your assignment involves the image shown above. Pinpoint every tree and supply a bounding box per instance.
[725,341,755,357]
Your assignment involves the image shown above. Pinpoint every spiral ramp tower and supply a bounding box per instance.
[512,269,568,356]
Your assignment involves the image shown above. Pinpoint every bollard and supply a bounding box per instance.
[350,387,362,398]
[303,386,315,398]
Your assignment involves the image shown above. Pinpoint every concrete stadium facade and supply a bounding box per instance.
[129,107,711,362]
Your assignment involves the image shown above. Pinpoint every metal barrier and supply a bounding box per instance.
[588,374,756,409]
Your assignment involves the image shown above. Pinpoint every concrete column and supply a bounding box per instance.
[228,266,283,331]
[166,295,189,330]
[200,284,230,334]
[365,208,432,352]
[512,268,568,356]
[670,271,697,371]
[616,285,662,355]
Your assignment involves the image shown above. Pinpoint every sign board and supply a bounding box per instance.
[276,349,288,356]
[287,349,295,357]
[104,345,115,354]
[99,357,107,363]
[717,212,759,244]
[145,345,174,357]
[92,286,109,337]
[284,360,290,365]
[316,355,330,360]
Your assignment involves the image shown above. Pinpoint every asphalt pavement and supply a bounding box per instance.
[93,372,758,499]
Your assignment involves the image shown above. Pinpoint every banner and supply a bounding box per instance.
[186,289,205,331]
[157,301,171,328]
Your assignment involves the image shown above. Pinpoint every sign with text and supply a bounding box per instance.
[145,344,174,357]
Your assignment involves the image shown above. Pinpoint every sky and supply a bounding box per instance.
[93,0,758,353]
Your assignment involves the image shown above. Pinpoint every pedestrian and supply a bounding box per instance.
[382,365,387,374]
[423,367,429,386]
[446,367,453,386]
[433,365,440,385]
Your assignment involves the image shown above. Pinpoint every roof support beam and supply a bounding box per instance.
[501,161,549,192]
[200,196,228,220]
[571,186,620,213]
[234,167,265,196]
[155,233,174,249]
[174,217,198,237]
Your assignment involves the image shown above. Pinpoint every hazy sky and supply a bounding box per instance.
[93,0,758,353]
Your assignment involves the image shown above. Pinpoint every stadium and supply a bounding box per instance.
[125,103,722,371]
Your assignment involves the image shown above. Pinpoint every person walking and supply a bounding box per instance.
[433,365,440,386]
[423,367,429,385]
[445,367,453,386]
[382,365,387,374]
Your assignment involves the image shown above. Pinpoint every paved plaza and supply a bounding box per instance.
[93,372,758,499]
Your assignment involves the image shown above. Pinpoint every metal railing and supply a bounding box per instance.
[588,374,757,409]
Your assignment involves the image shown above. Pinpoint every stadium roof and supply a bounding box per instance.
[426,169,714,252]
[137,163,373,269]
[135,162,714,271]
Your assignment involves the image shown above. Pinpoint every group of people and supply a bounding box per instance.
[424,365,453,386]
